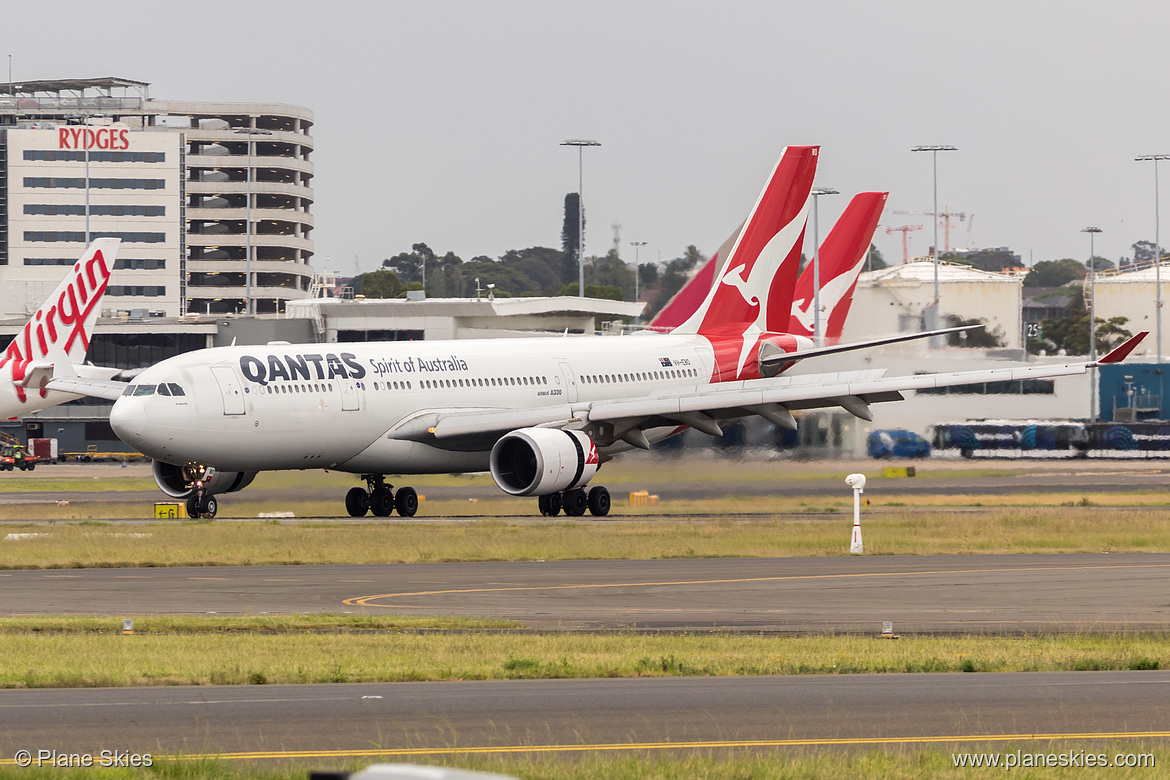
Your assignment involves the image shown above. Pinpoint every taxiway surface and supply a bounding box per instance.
[3,672,1169,759]
[3,554,1169,633]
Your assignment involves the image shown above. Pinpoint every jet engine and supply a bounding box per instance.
[489,428,599,496]
[151,459,258,499]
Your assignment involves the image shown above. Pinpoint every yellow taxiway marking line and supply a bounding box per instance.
[5,730,1163,764]
[343,563,1170,607]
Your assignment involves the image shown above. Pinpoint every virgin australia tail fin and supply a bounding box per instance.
[674,146,818,335]
[787,192,887,341]
[0,238,118,401]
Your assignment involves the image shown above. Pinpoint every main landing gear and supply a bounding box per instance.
[538,485,610,518]
[346,474,419,518]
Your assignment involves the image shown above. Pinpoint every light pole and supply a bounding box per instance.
[1083,226,1102,422]
[630,240,647,325]
[629,240,647,302]
[810,187,839,346]
[84,114,91,244]
[236,128,272,315]
[911,145,957,334]
[1135,154,1169,363]
[561,139,600,297]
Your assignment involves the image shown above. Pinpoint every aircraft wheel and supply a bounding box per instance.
[587,485,611,517]
[562,487,588,517]
[345,487,370,517]
[538,493,563,517]
[186,496,199,519]
[370,487,395,517]
[395,486,418,517]
[199,495,218,519]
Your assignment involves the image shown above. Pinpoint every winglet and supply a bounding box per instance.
[1097,331,1148,364]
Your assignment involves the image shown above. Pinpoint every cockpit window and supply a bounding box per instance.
[131,385,157,397]
[157,384,172,397]
[122,385,135,397]
[167,383,185,396]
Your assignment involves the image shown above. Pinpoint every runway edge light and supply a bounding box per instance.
[845,473,866,555]
[122,618,133,635]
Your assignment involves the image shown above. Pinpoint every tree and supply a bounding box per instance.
[558,283,624,301]
[590,248,635,299]
[1039,313,1131,355]
[865,243,887,272]
[1125,240,1160,269]
[382,242,437,286]
[1022,258,1087,288]
[561,193,583,286]
[351,269,404,299]
[944,315,1003,348]
[637,263,658,291]
[642,245,708,320]
[942,248,1020,273]
[1087,255,1114,272]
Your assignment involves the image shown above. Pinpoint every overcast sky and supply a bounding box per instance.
[11,0,1170,275]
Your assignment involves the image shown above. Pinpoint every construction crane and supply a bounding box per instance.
[892,208,967,252]
[885,224,923,263]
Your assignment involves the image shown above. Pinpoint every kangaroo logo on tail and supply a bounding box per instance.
[674,146,819,378]
[788,192,887,342]
[0,238,119,403]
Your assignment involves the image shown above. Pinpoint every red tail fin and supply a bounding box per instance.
[787,192,887,341]
[674,146,819,335]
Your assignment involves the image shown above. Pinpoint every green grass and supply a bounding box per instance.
[0,744,1163,778]
[3,507,1170,569]
[1,622,1168,688]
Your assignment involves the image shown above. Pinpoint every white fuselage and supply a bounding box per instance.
[110,333,734,475]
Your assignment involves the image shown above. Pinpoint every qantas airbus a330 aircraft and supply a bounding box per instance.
[50,147,1146,519]
[0,238,120,420]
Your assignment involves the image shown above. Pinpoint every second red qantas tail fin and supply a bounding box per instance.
[787,192,887,341]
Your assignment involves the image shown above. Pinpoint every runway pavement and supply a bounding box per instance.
[3,672,1169,760]
[3,554,1170,633]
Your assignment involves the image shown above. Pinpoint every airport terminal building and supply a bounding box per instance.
[0,77,315,319]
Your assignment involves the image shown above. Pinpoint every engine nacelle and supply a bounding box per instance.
[489,428,599,496]
[151,459,258,499]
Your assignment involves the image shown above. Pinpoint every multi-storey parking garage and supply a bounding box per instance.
[182,102,314,314]
[0,77,314,318]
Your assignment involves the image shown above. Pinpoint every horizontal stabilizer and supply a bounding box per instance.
[1096,331,1148,364]
[760,324,982,369]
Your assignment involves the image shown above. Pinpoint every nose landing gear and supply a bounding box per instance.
[345,475,419,518]
[185,494,218,520]
[538,485,610,517]
[181,464,218,519]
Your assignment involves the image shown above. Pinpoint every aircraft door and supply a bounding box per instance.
[340,379,360,411]
[557,362,578,403]
[210,365,246,415]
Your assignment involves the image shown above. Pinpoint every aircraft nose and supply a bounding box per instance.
[109,399,146,446]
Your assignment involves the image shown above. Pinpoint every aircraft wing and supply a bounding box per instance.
[44,373,127,401]
[429,332,1148,446]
